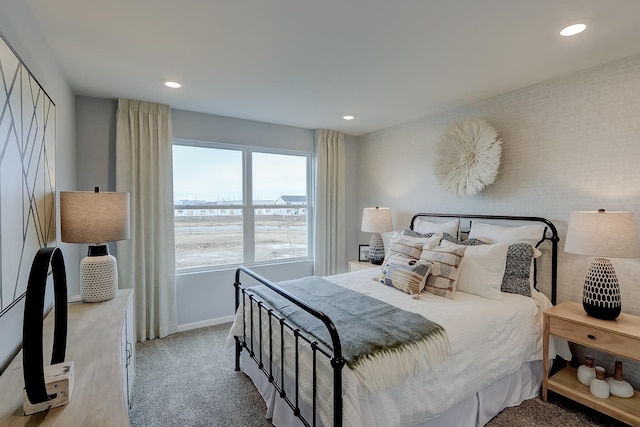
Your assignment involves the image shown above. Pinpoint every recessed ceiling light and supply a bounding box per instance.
[343,115,355,121]
[560,24,586,37]
[164,81,182,89]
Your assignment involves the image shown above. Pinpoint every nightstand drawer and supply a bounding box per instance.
[548,316,640,359]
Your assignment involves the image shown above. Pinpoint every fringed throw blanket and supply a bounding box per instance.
[248,276,450,391]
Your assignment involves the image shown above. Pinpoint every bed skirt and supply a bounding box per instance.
[240,351,543,427]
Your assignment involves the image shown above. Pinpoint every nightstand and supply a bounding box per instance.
[542,301,640,426]
[349,261,379,272]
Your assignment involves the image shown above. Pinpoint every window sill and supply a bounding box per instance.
[176,257,314,276]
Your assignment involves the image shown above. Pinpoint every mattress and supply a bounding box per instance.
[230,268,569,427]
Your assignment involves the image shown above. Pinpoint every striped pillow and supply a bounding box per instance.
[420,245,466,298]
[380,255,432,297]
[382,232,441,266]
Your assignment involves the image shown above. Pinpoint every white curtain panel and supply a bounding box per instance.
[314,129,346,276]
[115,99,177,341]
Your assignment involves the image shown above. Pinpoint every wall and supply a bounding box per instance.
[0,1,78,371]
[358,53,640,387]
[74,99,361,328]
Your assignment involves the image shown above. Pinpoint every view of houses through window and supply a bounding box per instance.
[173,142,311,270]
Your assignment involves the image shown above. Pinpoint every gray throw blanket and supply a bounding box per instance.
[248,276,450,390]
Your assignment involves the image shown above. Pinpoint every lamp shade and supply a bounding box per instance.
[60,190,130,244]
[564,210,640,258]
[361,207,393,233]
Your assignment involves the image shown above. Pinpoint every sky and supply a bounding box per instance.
[172,145,307,202]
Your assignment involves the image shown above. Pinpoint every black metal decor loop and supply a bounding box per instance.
[22,247,68,405]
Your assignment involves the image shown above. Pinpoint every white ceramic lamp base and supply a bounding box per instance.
[80,254,118,302]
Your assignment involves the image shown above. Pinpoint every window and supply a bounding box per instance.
[173,141,311,271]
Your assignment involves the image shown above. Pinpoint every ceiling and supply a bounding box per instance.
[25,0,640,136]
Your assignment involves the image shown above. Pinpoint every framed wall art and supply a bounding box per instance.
[0,31,56,318]
[358,245,370,262]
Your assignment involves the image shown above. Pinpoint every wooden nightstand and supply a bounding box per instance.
[349,261,380,272]
[542,301,640,426]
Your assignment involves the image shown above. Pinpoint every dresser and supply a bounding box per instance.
[0,289,135,426]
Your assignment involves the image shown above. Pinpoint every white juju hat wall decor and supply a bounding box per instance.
[434,119,502,197]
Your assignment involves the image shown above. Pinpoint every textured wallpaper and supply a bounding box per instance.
[359,53,640,387]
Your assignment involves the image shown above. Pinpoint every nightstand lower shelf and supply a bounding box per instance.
[548,366,640,426]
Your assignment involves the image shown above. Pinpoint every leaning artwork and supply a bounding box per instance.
[0,31,56,317]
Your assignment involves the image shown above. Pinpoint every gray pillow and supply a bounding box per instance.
[402,229,437,238]
[441,232,485,246]
[501,243,533,297]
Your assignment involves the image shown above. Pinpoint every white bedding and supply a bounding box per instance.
[230,268,569,427]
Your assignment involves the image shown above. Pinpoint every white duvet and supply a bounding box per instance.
[230,268,566,427]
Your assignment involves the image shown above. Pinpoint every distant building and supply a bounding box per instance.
[174,199,243,217]
[274,195,307,215]
[173,196,306,217]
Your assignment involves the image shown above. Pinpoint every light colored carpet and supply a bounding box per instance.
[129,323,626,427]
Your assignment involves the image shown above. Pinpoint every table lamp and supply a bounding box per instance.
[60,187,130,302]
[564,209,640,320]
[361,207,393,265]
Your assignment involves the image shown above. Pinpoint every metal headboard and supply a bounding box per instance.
[410,213,559,304]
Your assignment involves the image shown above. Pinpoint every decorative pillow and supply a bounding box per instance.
[380,254,432,297]
[502,243,534,297]
[383,232,441,265]
[468,222,546,246]
[419,245,466,298]
[402,229,437,238]
[440,240,507,300]
[413,218,460,237]
[441,232,486,246]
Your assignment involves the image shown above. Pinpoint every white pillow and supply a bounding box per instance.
[441,240,508,300]
[413,218,460,236]
[468,222,545,246]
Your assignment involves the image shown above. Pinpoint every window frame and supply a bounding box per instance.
[173,139,314,273]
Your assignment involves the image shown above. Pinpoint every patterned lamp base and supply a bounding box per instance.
[582,257,621,320]
[368,233,385,265]
[80,254,118,302]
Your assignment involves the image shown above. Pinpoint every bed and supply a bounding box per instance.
[230,213,571,427]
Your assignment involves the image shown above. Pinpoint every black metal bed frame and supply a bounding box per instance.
[234,213,559,427]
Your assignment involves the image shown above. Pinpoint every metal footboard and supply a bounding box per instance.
[234,265,345,427]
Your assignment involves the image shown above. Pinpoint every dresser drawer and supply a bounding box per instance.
[548,316,640,359]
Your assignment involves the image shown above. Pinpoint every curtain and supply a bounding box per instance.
[115,99,177,341]
[314,129,346,276]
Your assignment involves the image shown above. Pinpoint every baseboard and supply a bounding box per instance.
[176,315,235,333]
